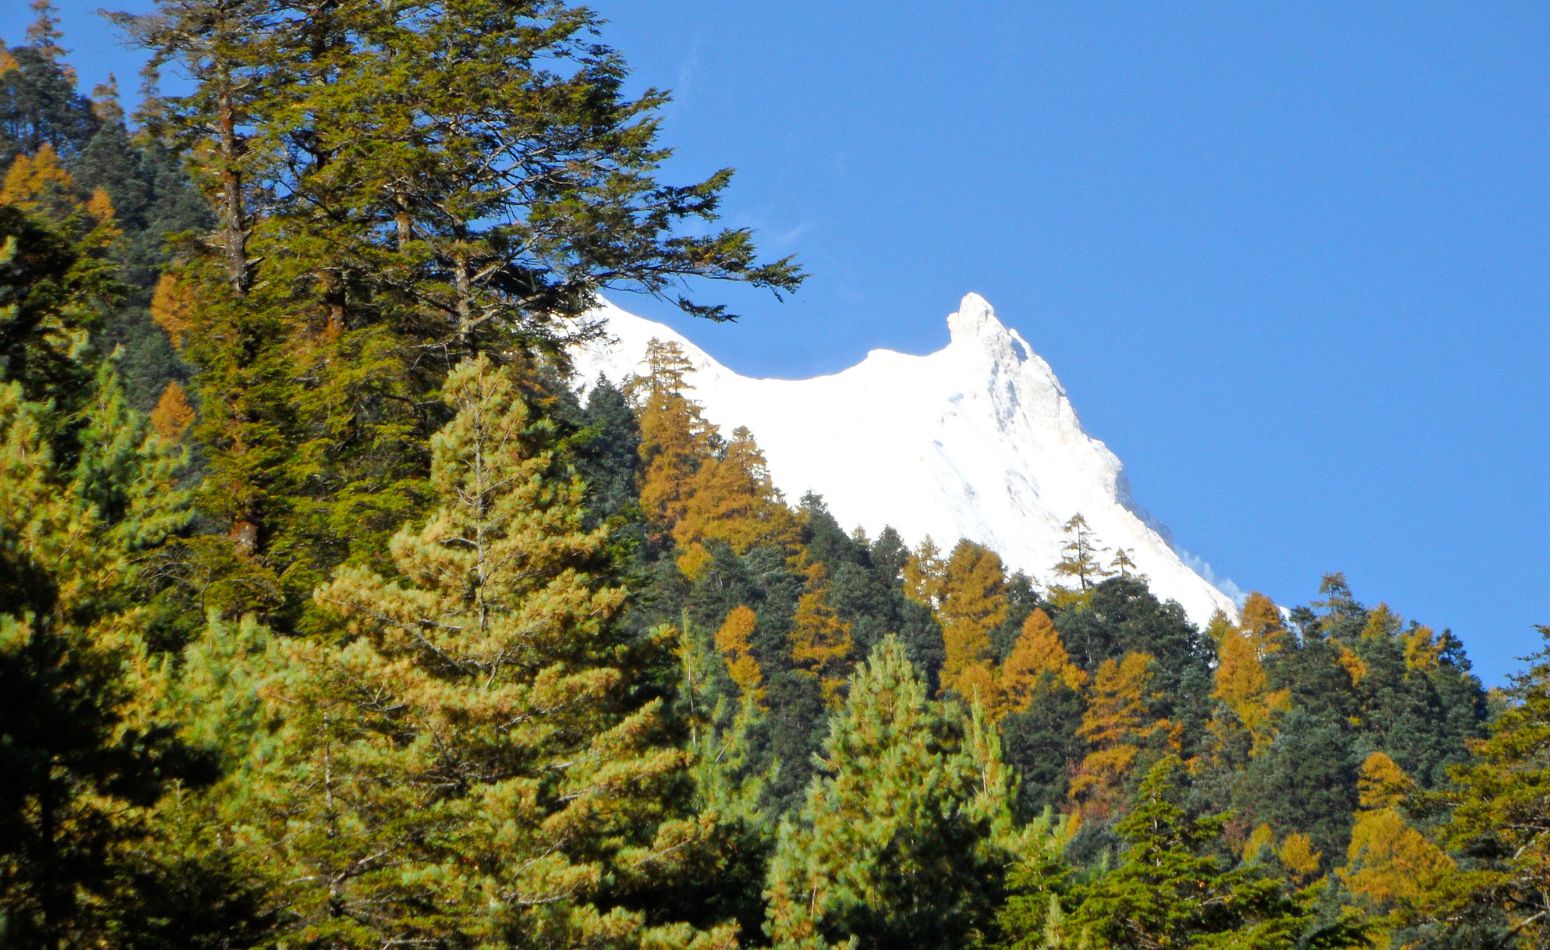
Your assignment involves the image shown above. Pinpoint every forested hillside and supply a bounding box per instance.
[2,3,1546,947]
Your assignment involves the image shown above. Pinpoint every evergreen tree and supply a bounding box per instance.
[0,379,207,947]
[0,181,116,415]
[1435,626,1550,946]
[571,375,643,526]
[253,356,727,944]
[764,636,1010,948]
[0,4,99,166]
[1058,756,1366,947]
[123,0,803,616]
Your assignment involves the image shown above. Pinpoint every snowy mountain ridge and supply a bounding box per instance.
[571,293,1239,628]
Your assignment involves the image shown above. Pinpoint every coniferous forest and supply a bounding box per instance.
[2,3,1548,947]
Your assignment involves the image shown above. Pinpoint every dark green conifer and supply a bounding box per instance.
[765,635,1011,948]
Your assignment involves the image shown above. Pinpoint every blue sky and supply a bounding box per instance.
[9,2,1548,685]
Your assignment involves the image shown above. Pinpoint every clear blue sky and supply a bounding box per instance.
[10,2,1548,685]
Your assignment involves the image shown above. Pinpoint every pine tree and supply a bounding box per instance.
[252,356,728,944]
[1059,756,1366,947]
[1435,626,1550,945]
[0,379,205,947]
[764,636,1010,948]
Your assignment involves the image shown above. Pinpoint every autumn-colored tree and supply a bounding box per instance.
[1402,623,1442,671]
[1278,832,1323,882]
[2,144,75,218]
[1360,602,1403,642]
[1070,651,1174,821]
[147,271,196,349]
[633,338,717,530]
[1335,751,1455,941]
[674,424,798,575]
[937,539,1008,700]
[998,608,1085,719]
[1239,591,1289,660]
[1356,751,1414,811]
[1051,513,1111,605]
[901,535,945,607]
[790,561,855,705]
[715,604,766,706]
[1209,596,1292,757]
[149,379,194,441]
[1213,636,1286,756]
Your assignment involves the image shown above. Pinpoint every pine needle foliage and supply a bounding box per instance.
[765,635,1010,948]
[253,356,725,945]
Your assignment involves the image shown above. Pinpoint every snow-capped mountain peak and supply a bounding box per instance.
[571,293,1238,628]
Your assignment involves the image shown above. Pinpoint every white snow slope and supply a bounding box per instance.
[572,292,1238,628]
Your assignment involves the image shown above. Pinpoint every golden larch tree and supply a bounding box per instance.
[1070,651,1174,821]
[714,604,765,707]
[937,539,1008,700]
[789,560,855,705]
[997,607,1085,719]
[149,380,195,442]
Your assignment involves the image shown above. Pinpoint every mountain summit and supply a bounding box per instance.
[572,293,1238,627]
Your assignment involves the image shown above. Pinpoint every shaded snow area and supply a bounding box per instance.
[571,293,1239,628]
